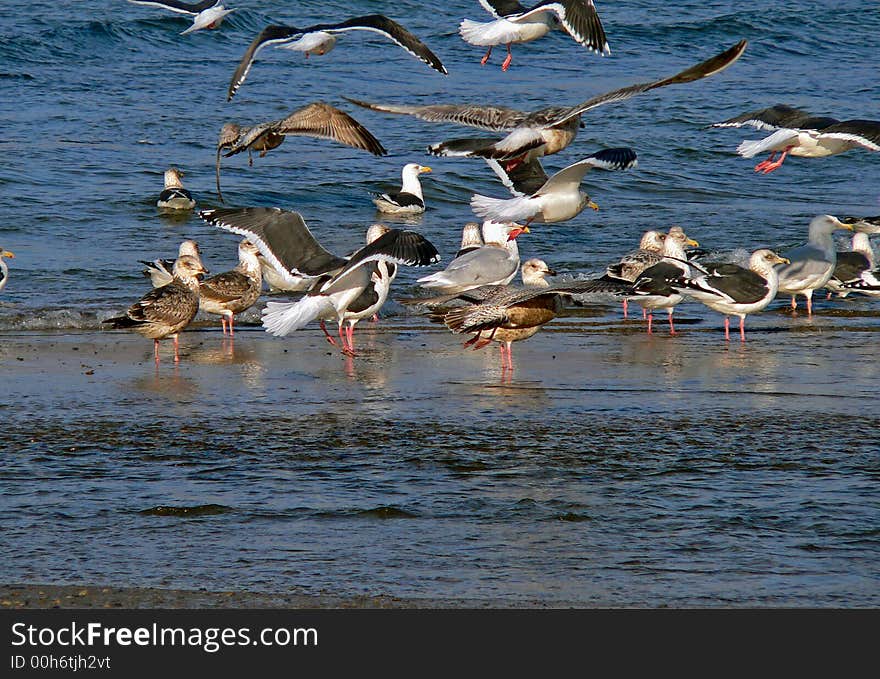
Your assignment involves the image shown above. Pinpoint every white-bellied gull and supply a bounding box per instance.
[227,15,448,101]
[599,229,667,318]
[126,1,234,35]
[103,255,208,362]
[470,148,637,224]
[712,104,880,173]
[776,214,853,315]
[672,249,789,341]
[372,164,432,214]
[459,0,610,71]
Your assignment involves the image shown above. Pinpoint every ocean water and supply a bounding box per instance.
[0,0,878,606]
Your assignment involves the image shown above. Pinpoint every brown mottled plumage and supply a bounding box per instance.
[104,255,207,362]
[216,102,386,202]
[198,239,263,335]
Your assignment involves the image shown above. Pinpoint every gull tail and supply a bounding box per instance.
[736,129,797,158]
[261,297,334,337]
[459,19,497,47]
[470,193,535,223]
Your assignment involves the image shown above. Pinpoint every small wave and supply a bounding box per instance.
[139,505,233,517]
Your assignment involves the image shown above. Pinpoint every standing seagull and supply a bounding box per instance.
[712,104,880,174]
[0,248,14,294]
[103,255,208,363]
[126,1,235,35]
[157,168,196,211]
[227,15,448,101]
[470,148,637,224]
[826,232,876,299]
[346,40,746,170]
[459,0,609,71]
[373,164,433,214]
[141,239,203,288]
[672,249,789,342]
[198,239,263,336]
[216,102,387,202]
[600,230,667,318]
[631,226,700,335]
[776,215,853,315]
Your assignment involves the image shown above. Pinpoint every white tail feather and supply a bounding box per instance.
[470,193,536,222]
[261,297,334,337]
[736,129,798,158]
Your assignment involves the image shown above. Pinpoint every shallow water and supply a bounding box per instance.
[1,1,878,606]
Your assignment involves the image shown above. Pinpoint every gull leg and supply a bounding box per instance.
[503,155,526,173]
[622,298,628,319]
[229,314,235,337]
[647,312,653,334]
[754,151,777,172]
[724,316,730,342]
[220,317,227,335]
[501,44,513,71]
[339,323,356,357]
[248,151,253,167]
[480,46,493,65]
[370,313,379,323]
[668,309,676,335]
[473,328,498,350]
[759,146,794,174]
[790,295,797,311]
[642,307,647,320]
[319,320,338,346]
[154,339,160,363]
[739,317,746,343]
[173,335,180,363]
[346,324,355,350]
[463,333,481,348]
[806,290,813,316]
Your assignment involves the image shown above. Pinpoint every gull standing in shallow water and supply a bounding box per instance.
[103,255,208,363]
[226,15,448,101]
[141,240,203,288]
[373,164,433,214]
[0,248,14,294]
[599,229,667,318]
[712,104,880,174]
[470,148,637,225]
[216,102,386,202]
[459,0,610,72]
[198,239,263,336]
[346,40,746,171]
[776,215,853,315]
[631,226,700,335]
[197,207,440,356]
[157,168,196,211]
[416,221,529,294]
[126,1,235,35]
[671,249,789,342]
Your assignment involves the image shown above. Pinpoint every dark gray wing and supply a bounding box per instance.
[227,25,301,101]
[199,208,347,279]
[831,251,872,283]
[478,0,528,17]
[712,103,839,132]
[514,0,609,55]
[679,264,770,304]
[546,39,748,127]
[485,157,549,196]
[818,120,880,150]
[345,97,529,132]
[312,15,447,75]
[126,0,218,15]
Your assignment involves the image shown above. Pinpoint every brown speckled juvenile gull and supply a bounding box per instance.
[216,102,386,202]
[198,239,262,336]
[347,40,746,170]
[600,229,667,318]
[103,255,208,362]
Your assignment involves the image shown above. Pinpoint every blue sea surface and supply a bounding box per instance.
[0,1,878,606]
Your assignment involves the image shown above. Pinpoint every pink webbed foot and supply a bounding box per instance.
[501,44,512,71]
[480,47,492,66]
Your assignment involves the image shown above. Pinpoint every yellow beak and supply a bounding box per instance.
[687,238,700,247]
[420,166,432,174]
[1,250,14,259]
[588,201,599,211]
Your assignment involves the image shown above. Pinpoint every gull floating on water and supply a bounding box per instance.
[631,226,700,334]
[459,0,610,71]
[672,249,789,342]
[373,164,432,214]
[346,40,746,171]
[0,248,14,294]
[198,239,262,336]
[104,254,208,362]
[227,15,448,101]
[157,168,196,211]
[776,214,853,315]
[141,240,202,288]
[126,1,234,35]
[470,148,637,224]
[712,104,880,174]
[216,102,386,202]
[417,221,528,295]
